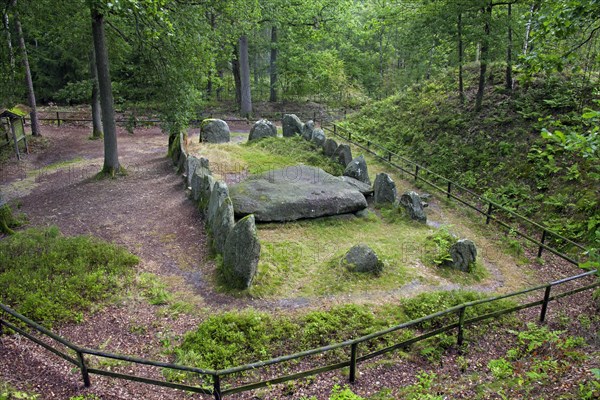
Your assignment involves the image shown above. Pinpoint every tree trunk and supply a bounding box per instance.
[3,12,14,74]
[269,26,278,103]
[458,12,465,105]
[475,4,491,112]
[89,48,103,139]
[216,69,224,101]
[232,47,241,108]
[12,0,41,136]
[91,7,120,174]
[506,3,513,92]
[523,2,538,56]
[239,35,252,117]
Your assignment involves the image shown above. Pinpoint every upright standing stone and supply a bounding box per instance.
[200,119,230,143]
[213,197,235,254]
[333,144,353,167]
[400,191,427,223]
[282,114,303,137]
[199,174,216,211]
[207,181,229,230]
[341,244,383,274]
[323,138,338,157]
[449,239,477,272]
[310,128,326,148]
[249,119,277,141]
[373,173,397,204]
[343,155,370,185]
[301,120,315,141]
[222,215,261,289]
[191,167,211,202]
[185,156,201,188]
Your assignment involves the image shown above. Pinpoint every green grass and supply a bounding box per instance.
[0,227,139,326]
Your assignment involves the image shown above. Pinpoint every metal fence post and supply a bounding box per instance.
[76,351,91,387]
[537,230,548,258]
[457,306,466,346]
[485,203,494,225]
[414,165,420,181]
[447,182,452,199]
[213,375,222,400]
[334,124,337,137]
[56,112,61,127]
[349,343,358,383]
[540,285,552,323]
[387,151,392,162]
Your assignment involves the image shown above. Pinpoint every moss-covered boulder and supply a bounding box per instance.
[222,215,261,289]
[200,119,230,143]
[341,244,383,274]
[249,119,277,141]
[282,114,303,137]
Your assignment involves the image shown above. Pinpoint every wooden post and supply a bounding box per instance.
[414,165,419,181]
[21,118,29,154]
[485,202,493,225]
[537,230,547,258]
[9,119,21,160]
[56,112,61,126]
[540,285,552,323]
[447,181,452,199]
[77,351,91,387]
[213,375,222,400]
[334,124,337,137]
[349,343,358,383]
[387,151,392,162]
[457,306,466,346]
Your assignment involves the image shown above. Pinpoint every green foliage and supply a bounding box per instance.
[329,385,364,400]
[397,371,444,400]
[0,204,25,235]
[488,358,514,379]
[137,273,173,306]
[426,226,455,267]
[0,384,39,400]
[0,227,138,326]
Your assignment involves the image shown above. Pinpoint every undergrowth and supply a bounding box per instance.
[0,227,139,326]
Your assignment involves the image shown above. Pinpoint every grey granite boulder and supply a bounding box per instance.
[229,165,367,222]
[249,119,277,141]
[213,197,235,254]
[400,191,427,223]
[185,156,201,188]
[207,181,228,227]
[343,155,370,185]
[282,114,303,137]
[341,244,383,274]
[200,119,230,143]
[222,215,261,289]
[373,173,397,205]
[333,144,353,167]
[323,138,338,157]
[310,128,326,148]
[449,239,477,272]
[301,120,315,141]
[191,166,211,202]
[199,174,216,210]
[339,176,373,196]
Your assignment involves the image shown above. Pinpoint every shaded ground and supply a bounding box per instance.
[0,123,597,399]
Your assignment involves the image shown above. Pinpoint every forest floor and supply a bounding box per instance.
[0,122,597,399]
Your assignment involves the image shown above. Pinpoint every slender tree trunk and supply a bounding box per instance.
[239,35,252,117]
[379,29,384,83]
[12,0,40,136]
[232,49,241,108]
[3,13,14,73]
[216,69,224,101]
[269,26,278,103]
[458,12,465,105]
[475,4,492,111]
[523,3,537,56]
[207,71,213,99]
[91,7,120,174]
[89,48,103,139]
[506,4,513,92]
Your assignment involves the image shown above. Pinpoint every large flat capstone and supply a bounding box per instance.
[229,165,368,222]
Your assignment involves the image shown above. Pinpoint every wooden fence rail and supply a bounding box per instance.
[1,270,598,399]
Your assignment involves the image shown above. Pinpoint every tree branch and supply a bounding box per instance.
[106,19,132,45]
[563,24,600,58]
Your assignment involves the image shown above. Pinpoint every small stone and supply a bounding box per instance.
[301,120,315,141]
[213,197,235,254]
[249,119,277,141]
[341,244,383,274]
[400,191,427,223]
[449,239,477,272]
[282,114,303,137]
[323,138,338,157]
[333,144,353,167]
[200,119,230,143]
[310,128,326,148]
[373,173,397,205]
[343,155,370,185]
[222,215,261,289]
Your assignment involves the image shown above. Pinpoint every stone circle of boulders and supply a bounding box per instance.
[222,215,261,289]
[333,144,353,167]
[323,138,338,157]
[343,155,370,185]
[302,120,315,141]
[449,239,477,272]
[249,119,277,141]
[373,173,397,205]
[200,119,230,143]
[282,114,303,137]
[341,244,383,274]
[310,128,326,148]
[400,191,427,223]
